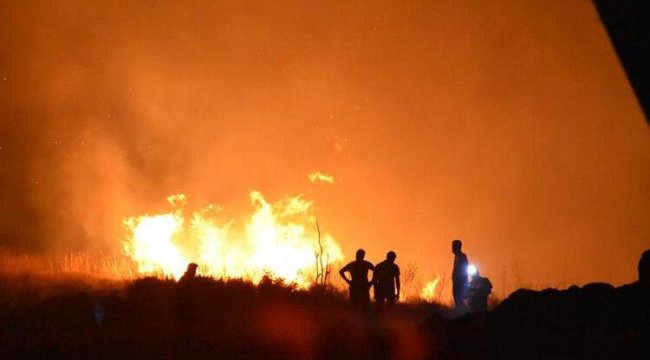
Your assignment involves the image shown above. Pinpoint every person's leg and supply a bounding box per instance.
[360,290,371,312]
[376,293,385,312]
[460,281,469,305]
[350,286,362,306]
[452,283,461,308]
[387,293,396,308]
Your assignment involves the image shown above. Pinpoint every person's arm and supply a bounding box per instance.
[395,274,401,301]
[395,266,401,300]
[368,262,375,287]
[339,264,351,285]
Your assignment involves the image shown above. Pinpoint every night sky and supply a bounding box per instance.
[1,0,648,292]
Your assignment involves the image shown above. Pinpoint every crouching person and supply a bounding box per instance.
[467,268,492,312]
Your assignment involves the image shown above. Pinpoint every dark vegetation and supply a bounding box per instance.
[424,281,650,360]
[0,274,439,360]
[1,271,648,359]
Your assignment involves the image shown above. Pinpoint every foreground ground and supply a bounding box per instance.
[0,274,648,359]
[0,275,440,360]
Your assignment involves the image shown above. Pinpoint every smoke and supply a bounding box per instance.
[1,0,648,291]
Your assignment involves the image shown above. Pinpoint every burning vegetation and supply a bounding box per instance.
[0,176,444,302]
[118,187,444,301]
[123,191,344,288]
[420,276,441,303]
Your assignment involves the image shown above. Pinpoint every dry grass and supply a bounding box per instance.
[0,252,454,306]
[0,251,138,280]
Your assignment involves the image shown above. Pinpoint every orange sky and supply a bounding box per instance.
[1,0,648,295]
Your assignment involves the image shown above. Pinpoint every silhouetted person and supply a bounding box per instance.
[639,249,649,287]
[339,249,374,309]
[175,263,199,357]
[451,240,469,310]
[373,251,401,311]
[176,263,199,326]
[467,268,492,312]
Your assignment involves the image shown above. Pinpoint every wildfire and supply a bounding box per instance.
[420,276,441,302]
[123,191,344,287]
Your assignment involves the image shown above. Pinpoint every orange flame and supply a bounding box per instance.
[420,275,441,302]
[308,171,334,184]
[122,191,344,288]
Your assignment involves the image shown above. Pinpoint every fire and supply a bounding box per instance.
[123,191,344,287]
[420,276,441,302]
[308,171,335,184]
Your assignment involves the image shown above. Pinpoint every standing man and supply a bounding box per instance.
[373,251,401,311]
[339,249,375,309]
[451,240,469,310]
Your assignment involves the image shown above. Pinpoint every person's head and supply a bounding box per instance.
[186,263,198,276]
[452,240,462,254]
[386,251,397,263]
[639,249,650,285]
[355,249,366,261]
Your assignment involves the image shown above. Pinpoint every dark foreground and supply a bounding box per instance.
[0,275,648,360]
[425,281,649,360]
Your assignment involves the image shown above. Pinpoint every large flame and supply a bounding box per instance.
[123,191,344,288]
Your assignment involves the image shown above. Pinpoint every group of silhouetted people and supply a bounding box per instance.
[337,240,492,313]
[175,246,650,321]
[339,249,401,311]
[175,240,493,316]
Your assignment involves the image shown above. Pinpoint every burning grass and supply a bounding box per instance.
[0,250,447,306]
[0,188,446,313]
[122,191,344,287]
[0,188,446,307]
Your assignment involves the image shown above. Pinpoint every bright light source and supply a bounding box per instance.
[467,264,478,276]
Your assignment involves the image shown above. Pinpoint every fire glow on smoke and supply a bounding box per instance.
[122,191,344,288]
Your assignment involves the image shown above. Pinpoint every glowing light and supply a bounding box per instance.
[123,191,344,287]
[420,275,441,302]
[308,171,334,184]
[467,264,478,277]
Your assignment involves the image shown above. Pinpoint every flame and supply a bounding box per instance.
[308,171,334,184]
[420,276,441,302]
[123,191,344,287]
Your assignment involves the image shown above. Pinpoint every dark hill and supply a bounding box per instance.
[422,281,650,359]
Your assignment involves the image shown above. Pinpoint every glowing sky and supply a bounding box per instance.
[1,0,648,295]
